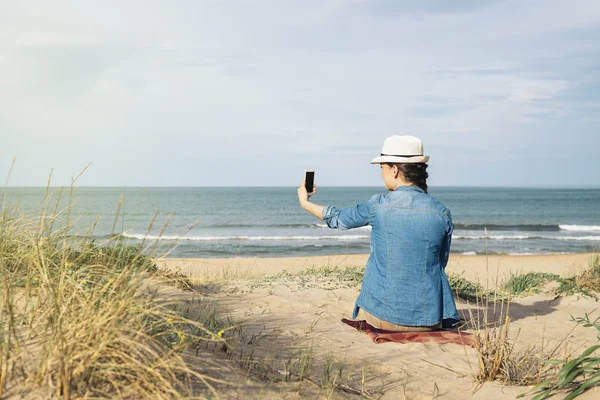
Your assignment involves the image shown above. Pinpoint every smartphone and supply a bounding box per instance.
[304,169,315,193]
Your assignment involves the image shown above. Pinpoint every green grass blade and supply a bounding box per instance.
[528,377,555,393]
[564,375,600,400]
[544,359,567,365]
[531,389,553,400]
[557,358,587,383]
[559,368,585,387]
[579,345,600,358]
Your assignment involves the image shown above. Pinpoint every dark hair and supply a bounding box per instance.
[386,163,429,193]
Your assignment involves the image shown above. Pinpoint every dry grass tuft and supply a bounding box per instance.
[155,267,195,291]
[472,300,514,383]
[0,187,229,399]
[466,280,561,388]
[574,268,600,293]
[465,236,599,390]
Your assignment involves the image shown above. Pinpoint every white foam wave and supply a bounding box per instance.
[559,225,600,232]
[461,251,477,256]
[123,233,369,241]
[555,236,600,241]
[455,234,600,241]
[123,232,600,242]
[454,235,533,240]
[316,223,600,233]
[508,252,574,256]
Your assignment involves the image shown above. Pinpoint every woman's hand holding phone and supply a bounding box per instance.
[298,169,317,203]
[297,180,317,203]
[298,169,323,220]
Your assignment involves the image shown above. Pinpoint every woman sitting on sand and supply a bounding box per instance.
[297,135,459,332]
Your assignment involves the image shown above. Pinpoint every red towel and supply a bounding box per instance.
[341,318,476,347]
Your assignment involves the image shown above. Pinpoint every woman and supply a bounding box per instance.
[297,135,459,331]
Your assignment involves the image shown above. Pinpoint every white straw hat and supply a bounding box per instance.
[370,135,429,164]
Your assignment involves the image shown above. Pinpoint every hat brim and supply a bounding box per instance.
[370,155,429,164]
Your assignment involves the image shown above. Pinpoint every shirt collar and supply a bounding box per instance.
[394,185,424,193]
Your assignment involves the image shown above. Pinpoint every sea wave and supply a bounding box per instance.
[554,236,600,241]
[122,233,369,241]
[507,252,574,256]
[454,235,534,240]
[451,224,600,232]
[559,225,600,232]
[120,231,600,242]
[193,223,328,229]
[317,223,600,233]
[454,224,561,232]
[454,235,600,241]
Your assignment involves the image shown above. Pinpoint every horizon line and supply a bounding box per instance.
[4,185,600,190]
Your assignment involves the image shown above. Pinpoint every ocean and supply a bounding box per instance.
[2,187,600,258]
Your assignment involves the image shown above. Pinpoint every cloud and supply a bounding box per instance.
[0,0,599,187]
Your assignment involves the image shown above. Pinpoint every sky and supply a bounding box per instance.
[0,0,599,188]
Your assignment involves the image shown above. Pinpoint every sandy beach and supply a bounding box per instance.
[159,253,594,286]
[156,253,600,399]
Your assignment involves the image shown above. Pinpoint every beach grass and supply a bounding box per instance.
[239,253,600,301]
[465,290,564,388]
[515,254,600,398]
[518,313,600,400]
[163,264,262,285]
[449,252,600,302]
[0,189,230,398]
[446,273,489,302]
[504,272,561,297]
[246,265,365,291]
[462,252,600,393]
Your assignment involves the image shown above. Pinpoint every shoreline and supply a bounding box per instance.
[157,252,596,285]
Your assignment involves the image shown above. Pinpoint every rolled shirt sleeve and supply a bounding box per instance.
[322,195,380,230]
[439,210,454,269]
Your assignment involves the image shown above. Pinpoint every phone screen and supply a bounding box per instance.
[305,170,315,193]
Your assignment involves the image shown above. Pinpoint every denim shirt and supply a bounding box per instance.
[322,186,459,328]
